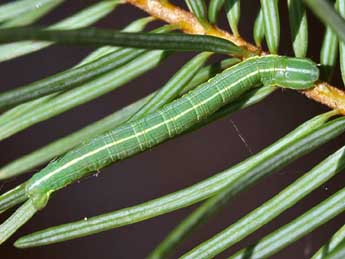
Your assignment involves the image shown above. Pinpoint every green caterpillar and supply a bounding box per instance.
[0,55,319,239]
[25,55,318,208]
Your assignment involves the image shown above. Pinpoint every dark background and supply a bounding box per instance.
[1,1,345,258]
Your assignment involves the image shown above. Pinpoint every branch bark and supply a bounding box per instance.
[125,0,260,54]
[304,82,345,114]
[125,0,345,114]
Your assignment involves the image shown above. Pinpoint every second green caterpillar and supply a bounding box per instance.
[20,55,318,210]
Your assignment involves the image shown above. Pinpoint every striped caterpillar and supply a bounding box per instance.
[0,55,319,242]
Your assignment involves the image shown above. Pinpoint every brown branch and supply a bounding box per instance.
[125,0,261,55]
[303,82,345,114]
[125,0,345,115]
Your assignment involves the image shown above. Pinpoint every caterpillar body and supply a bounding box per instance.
[21,55,318,209]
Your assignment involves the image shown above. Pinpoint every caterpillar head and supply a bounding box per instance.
[273,57,319,90]
[260,56,319,89]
